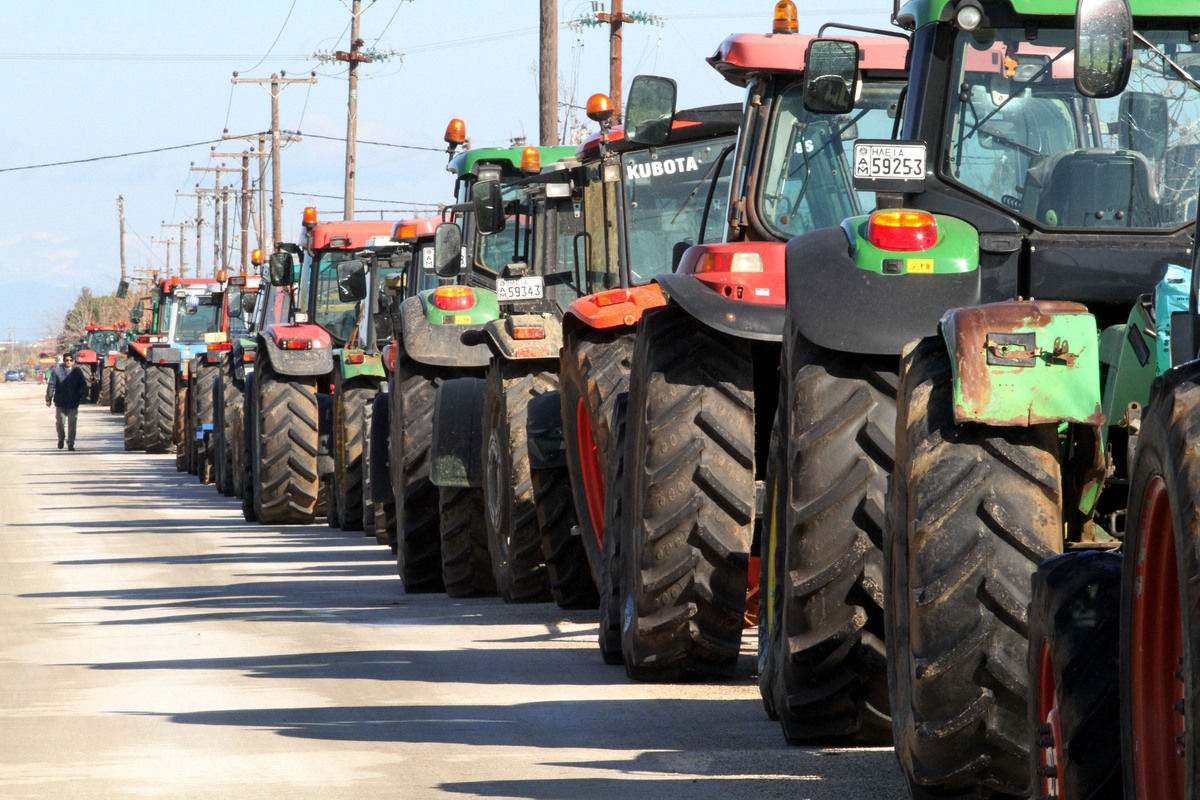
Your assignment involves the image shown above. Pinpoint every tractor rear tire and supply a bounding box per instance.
[143,364,176,455]
[440,486,496,597]
[620,306,754,680]
[1121,364,1200,800]
[111,367,127,414]
[123,362,145,451]
[174,380,187,469]
[216,372,241,497]
[597,392,629,665]
[367,391,396,548]
[773,325,895,744]
[1029,551,1122,800]
[361,392,378,541]
[192,362,219,482]
[237,373,255,522]
[252,362,320,524]
[560,327,634,591]
[533,458,598,609]
[888,335,1062,800]
[758,395,787,720]
[390,354,445,593]
[482,362,554,603]
[98,367,111,407]
[334,380,374,531]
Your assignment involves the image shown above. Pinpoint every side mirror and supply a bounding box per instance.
[471,179,506,236]
[1118,91,1168,162]
[1075,0,1133,99]
[116,280,129,299]
[433,222,463,278]
[242,292,257,315]
[625,75,677,147]
[804,39,860,115]
[130,301,144,324]
[268,251,295,286]
[336,259,369,302]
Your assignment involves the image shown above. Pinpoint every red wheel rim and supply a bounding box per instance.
[1131,476,1185,800]
[1037,638,1064,798]
[575,398,605,546]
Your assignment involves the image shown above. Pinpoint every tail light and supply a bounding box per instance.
[866,210,939,252]
[382,344,396,372]
[207,342,233,352]
[432,286,475,311]
[242,352,256,363]
[344,353,366,364]
[696,251,764,273]
[279,338,313,350]
[511,326,545,340]
[593,288,631,307]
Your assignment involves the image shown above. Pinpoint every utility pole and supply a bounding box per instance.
[175,189,208,277]
[214,150,253,272]
[571,4,663,119]
[161,222,190,276]
[150,237,174,278]
[540,0,559,145]
[231,71,317,247]
[117,195,127,285]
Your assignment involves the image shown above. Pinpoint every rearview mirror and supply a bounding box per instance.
[433,222,463,278]
[625,75,677,147]
[242,292,257,315]
[803,39,860,115]
[336,259,369,303]
[471,179,506,236]
[116,280,129,299]
[130,301,144,324]
[268,251,295,286]
[1075,0,1133,99]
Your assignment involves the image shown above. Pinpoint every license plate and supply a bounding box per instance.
[496,276,544,301]
[853,142,927,181]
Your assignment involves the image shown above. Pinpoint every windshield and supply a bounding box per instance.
[309,250,359,342]
[622,135,735,284]
[167,293,220,343]
[944,28,1200,230]
[759,80,904,239]
[84,330,120,352]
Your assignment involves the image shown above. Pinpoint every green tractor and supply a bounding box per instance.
[771,0,1200,796]
[388,129,574,596]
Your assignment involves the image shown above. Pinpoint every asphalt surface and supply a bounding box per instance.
[0,381,910,800]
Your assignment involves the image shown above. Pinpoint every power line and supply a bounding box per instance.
[0,139,230,173]
[298,132,444,152]
[281,190,438,206]
[240,0,300,75]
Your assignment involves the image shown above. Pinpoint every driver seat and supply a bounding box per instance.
[1035,148,1159,228]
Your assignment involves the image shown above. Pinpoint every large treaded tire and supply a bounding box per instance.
[758,396,787,719]
[390,354,445,593]
[361,390,378,540]
[774,323,895,744]
[367,391,396,548]
[174,379,187,469]
[620,306,754,680]
[192,362,219,482]
[98,366,112,407]
[888,335,1062,800]
[252,362,320,524]
[143,364,176,455]
[440,486,496,597]
[597,392,629,665]
[560,327,635,590]
[111,366,127,414]
[1121,364,1200,800]
[482,361,554,603]
[1029,551,1122,800]
[533,458,599,609]
[215,369,242,497]
[236,375,255,522]
[334,379,376,532]
[123,361,145,450]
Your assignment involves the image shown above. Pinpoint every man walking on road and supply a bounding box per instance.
[46,352,87,451]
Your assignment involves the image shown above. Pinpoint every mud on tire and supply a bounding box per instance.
[620,305,754,680]
[888,335,1062,799]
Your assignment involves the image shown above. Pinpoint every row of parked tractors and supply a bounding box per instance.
[99,1,1200,797]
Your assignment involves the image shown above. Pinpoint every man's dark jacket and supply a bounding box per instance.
[46,365,88,409]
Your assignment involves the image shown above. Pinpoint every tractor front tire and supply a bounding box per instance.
[123,362,145,451]
[440,486,496,597]
[334,380,375,531]
[888,335,1062,799]
[390,355,445,593]
[252,363,320,524]
[143,364,176,455]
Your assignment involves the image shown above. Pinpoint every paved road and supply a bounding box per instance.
[0,382,910,800]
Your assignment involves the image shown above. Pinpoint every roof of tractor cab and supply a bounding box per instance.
[575,103,742,160]
[898,0,1180,29]
[158,276,219,292]
[307,219,397,250]
[709,33,909,87]
[447,144,577,180]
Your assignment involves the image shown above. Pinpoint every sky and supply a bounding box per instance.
[0,0,894,343]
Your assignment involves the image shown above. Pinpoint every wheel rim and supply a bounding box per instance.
[1130,476,1185,800]
[1037,638,1064,798]
[485,428,507,557]
[575,397,605,546]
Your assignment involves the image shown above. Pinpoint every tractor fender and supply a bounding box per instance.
[398,295,491,369]
[655,272,785,342]
[147,345,183,366]
[940,299,1104,427]
[430,376,487,488]
[257,325,333,378]
[785,225,982,356]
[75,349,99,365]
[481,315,564,361]
[562,283,668,334]
[337,350,387,381]
[526,390,567,471]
